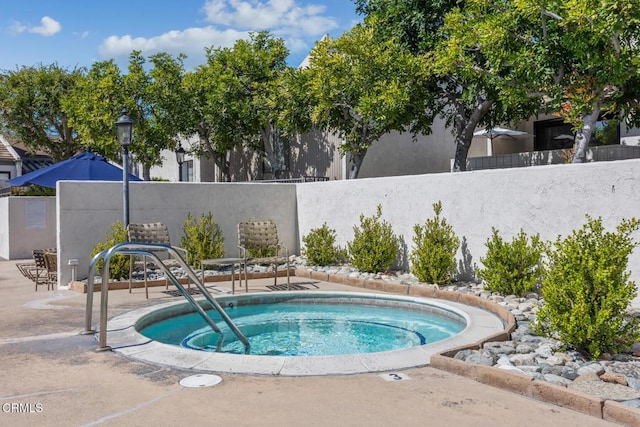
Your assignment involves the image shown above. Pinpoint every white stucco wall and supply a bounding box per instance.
[41,159,640,308]
[0,196,56,260]
[296,159,640,304]
[57,181,298,287]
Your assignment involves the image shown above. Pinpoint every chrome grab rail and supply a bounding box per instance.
[83,242,250,354]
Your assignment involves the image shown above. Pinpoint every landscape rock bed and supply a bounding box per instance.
[297,258,640,410]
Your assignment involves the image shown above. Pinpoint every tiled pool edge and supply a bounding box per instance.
[299,267,640,425]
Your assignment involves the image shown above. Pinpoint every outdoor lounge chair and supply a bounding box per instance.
[44,251,57,290]
[238,220,290,290]
[16,258,47,291]
[127,222,188,298]
[24,249,56,291]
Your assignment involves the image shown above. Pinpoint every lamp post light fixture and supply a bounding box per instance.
[116,107,134,226]
[175,143,185,182]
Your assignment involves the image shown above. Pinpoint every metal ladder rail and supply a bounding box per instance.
[83,242,250,354]
[87,244,226,352]
[147,243,251,354]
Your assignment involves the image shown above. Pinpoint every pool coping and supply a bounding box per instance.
[104,291,507,376]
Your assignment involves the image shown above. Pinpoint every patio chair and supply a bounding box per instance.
[29,249,55,291]
[238,220,290,290]
[127,222,188,298]
[44,251,58,290]
[16,259,47,291]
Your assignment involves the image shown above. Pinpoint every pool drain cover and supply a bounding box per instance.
[179,374,223,388]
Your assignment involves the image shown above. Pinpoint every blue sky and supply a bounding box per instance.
[0,0,361,71]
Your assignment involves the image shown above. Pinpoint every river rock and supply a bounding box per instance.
[600,372,628,386]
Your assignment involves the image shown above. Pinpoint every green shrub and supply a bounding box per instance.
[410,201,460,285]
[347,205,399,273]
[90,221,130,280]
[533,216,640,359]
[302,223,346,266]
[180,212,225,269]
[478,228,545,296]
[12,185,56,196]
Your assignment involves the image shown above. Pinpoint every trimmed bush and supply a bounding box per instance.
[180,212,225,269]
[478,228,545,296]
[533,216,640,359]
[410,201,460,285]
[348,205,399,273]
[90,221,130,280]
[302,223,346,266]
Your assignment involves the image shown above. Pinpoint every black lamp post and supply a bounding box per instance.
[116,107,134,226]
[175,143,185,182]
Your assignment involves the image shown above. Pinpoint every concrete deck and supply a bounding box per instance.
[0,260,619,426]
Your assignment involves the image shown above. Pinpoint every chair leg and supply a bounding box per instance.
[243,263,249,293]
[237,262,247,293]
[273,263,277,287]
[286,261,290,290]
[243,263,248,293]
[129,255,134,294]
[144,255,149,299]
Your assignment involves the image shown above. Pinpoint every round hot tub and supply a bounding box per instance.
[105,291,505,376]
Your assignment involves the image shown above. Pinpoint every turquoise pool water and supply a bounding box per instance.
[140,301,465,356]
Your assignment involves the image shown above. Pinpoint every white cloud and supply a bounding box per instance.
[29,16,62,37]
[201,0,337,37]
[8,21,27,35]
[9,16,61,37]
[98,0,343,67]
[99,26,248,59]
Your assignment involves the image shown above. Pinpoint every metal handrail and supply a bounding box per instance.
[83,242,250,354]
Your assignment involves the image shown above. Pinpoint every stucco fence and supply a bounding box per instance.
[5,159,640,306]
[294,159,640,306]
[0,196,56,260]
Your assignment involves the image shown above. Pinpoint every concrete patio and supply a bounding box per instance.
[0,260,623,426]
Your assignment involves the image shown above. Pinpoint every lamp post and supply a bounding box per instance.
[175,143,185,182]
[116,107,134,226]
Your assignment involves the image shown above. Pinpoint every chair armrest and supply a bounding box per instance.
[238,245,248,259]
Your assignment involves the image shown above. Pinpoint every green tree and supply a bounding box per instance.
[354,0,543,172]
[66,52,187,179]
[513,0,640,163]
[0,64,84,161]
[180,66,232,180]
[304,21,430,178]
[182,32,292,181]
[125,51,186,179]
[64,59,126,161]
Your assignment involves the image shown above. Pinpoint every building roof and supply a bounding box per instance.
[0,134,53,172]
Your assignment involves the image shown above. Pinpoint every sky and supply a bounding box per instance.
[0,0,362,71]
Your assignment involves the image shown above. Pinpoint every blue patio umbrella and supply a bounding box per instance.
[8,151,142,189]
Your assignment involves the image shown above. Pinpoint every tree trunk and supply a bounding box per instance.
[452,139,470,172]
[348,148,367,179]
[142,165,151,181]
[572,103,601,163]
[451,99,494,172]
[214,157,230,182]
